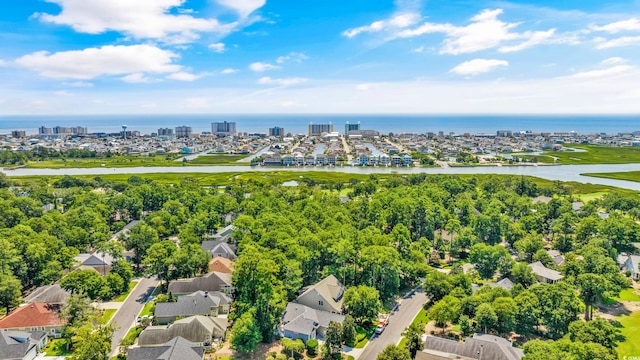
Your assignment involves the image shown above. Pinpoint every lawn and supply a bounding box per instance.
[527,145,640,165]
[113,281,138,302]
[122,325,144,346]
[186,154,250,165]
[139,301,155,317]
[44,338,72,356]
[616,288,640,302]
[412,308,429,327]
[101,308,116,324]
[582,171,640,183]
[354,326,375,348]
[615,310,640,359]
[577,192,608,203]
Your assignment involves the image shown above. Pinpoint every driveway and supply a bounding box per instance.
[357,287,428,359]
[109,276,158,358]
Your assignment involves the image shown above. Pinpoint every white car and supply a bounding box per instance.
[375,322,386,335]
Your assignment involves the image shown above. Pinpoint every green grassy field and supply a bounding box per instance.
[615,310,640,359]
[139,301,155,317]
[518,145,640,165]
[44,339,72,356]
[577,192,608,202]
[23,155,182,168]
[582,171,640,183]
[616,288,640,302]
[113,281,138,302]
[101,308,116,324]
[186,154,250,165]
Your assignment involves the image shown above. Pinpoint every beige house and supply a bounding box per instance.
[295,275,345,314]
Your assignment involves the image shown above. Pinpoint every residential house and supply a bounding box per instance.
[23,285,70,305]
[416,334,524,360]
[281,302,345,342]
[529,261,564,284]
[208,257,234,274]
[0,303,65,339]
[155,291,231,325]
[547,250,565,266]
[74,252,114,276]
[471,278,514,293]
[620,254,640,281]
[391,155,402,165]
[201,241,237,260]
[128,336,204,360]
[168,272,234,296]
[138,316,227,348]
[295,275,345,314]
[0,331,47,360]
[206,224,235,242]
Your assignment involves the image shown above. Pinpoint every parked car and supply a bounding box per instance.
[375,321,386,335]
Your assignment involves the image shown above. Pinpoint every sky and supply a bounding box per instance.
[1,0,640,115]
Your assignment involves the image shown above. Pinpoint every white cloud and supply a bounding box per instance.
[0,59,6,66]
[216,0,265,18]
[569,65,633,79]
[450,59,509,76]
[166,72,201,81]
[258,77,308,86]
[411,46,425,53]
[221,68,239,74]
[121,73,156,83]
[209,43,226,53]
[395,8,561,54]
[16,45,182,80]
[595,35,640,49]
[64,81,94,87]
[343,13,421,38]
[54,90,72,96]
[249,62,281,72]
[36,0,236,43]
[590,18,640,33]
[601,57,628,65]
[276,52,309,64]
[184,97,210,109]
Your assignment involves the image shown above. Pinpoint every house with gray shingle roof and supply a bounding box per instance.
[471,278,514,293]
[282,302,345,342]
[24,284,70,305]
[0,331,46,360]
[529,261,563,284]
[167,272,234,297]
[128,336,204,360]
[295,275,345,314]
[138,316,226,348]
[200,241,237,260]
[154,291,231,325]
[623,255,640,281]
[416,334,523,360]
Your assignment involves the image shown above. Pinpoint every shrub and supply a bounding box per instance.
[306,338,318,356]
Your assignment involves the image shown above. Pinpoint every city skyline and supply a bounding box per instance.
[1,1,640,115]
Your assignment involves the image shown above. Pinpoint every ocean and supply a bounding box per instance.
[0,114,639,135]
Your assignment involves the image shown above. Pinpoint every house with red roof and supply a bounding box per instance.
[0,303,65,339]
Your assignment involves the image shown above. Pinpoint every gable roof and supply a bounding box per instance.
[74,252,114,267]
[201,241,237,260]
[472,278,514,293]
[0,331,45,359]
[168,272,232,295]
[138,316,227,346]
[155,291,231,319]
[24,284,70,305]
[128,336,204,360]
[419,334,523,360]
[296,275,345,313]
[0,303,65,329]
[208,257,234,274]
[529,261,564,281]
[283,302,345,336]
[627,255,640,274]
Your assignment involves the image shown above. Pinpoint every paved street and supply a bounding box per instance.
[109,277,158,358]
[357,288,428,360]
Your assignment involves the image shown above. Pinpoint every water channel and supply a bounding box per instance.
[4,164,640,191]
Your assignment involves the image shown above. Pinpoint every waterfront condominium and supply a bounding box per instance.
[345,121,360,135]
[175,126,193,138]
[211,121,237,137]
[269,126,285,137]
[308,122,333,136]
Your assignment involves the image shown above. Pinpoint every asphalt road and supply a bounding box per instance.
[358,288,428,359]
[109,277,158,357]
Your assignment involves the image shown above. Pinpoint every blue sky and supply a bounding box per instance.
[1,0,640,114]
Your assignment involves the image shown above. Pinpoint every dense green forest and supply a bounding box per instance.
[0,171,639,359]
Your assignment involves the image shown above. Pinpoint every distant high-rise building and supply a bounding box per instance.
[72,126,88,135]
[345,121,360,135]
[38,126,53,135]
[175,126,193,138]
[211,121,237,137]
[158,128,174,137]
[308,122,333,136]
[53,126,72,135]
[11,130,26,138]
[497,130,513,137]
[269,126,285,137]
